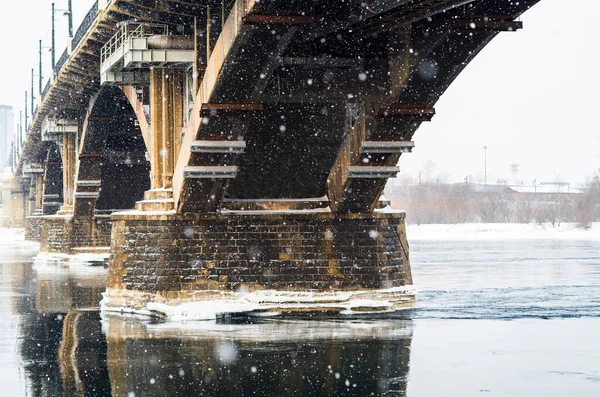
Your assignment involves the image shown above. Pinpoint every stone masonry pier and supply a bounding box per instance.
[25,214,43,242]
[40,215,112,254]
[103,211,413,317]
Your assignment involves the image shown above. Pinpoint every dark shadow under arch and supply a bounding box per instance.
[42,143,63,215]
[75,86,150,216]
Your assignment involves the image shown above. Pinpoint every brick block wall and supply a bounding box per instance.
[40,215,113,253]
[108,212,412,295]
[25,216,43,242]
[40,216,73,253]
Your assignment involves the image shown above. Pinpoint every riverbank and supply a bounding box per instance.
[407,222,600,241]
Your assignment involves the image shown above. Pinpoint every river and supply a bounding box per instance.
[0,228,598,396]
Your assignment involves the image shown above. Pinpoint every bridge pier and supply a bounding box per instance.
[8,188,28,229]
[39,214,113,255]
[103,210,413,317]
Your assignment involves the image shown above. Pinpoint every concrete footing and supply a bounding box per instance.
[103,210,414,319]
[25,214,43,241]
[39,215,112,254]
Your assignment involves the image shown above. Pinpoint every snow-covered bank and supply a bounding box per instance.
[407,222,600,241]
[0,227,25,241]
[0,228,39,248]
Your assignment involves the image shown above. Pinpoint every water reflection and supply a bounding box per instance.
[60,311,111,396]
[3,231,600,396]
[33,257,106,313]
[1,239,413,397]
[102,317,412,397]
[10,255,110,397]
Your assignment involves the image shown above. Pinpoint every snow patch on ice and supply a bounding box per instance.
[101,286,416,322]
[34,252,109,274]
[0,228,40,249]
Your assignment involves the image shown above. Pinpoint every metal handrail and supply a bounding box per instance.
[72,1,99,49]
[42,80,50,99]
[54,49,68,75]
[40,1,98,102]
[100,22,169,63]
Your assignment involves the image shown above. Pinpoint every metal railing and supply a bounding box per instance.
[38,1,99,104]
[72,1,98,49]
[54,49,68,75]
[42,79,50,99]
[101,22,169,64]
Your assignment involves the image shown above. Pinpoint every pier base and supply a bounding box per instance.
[25,213,43,241]
[103,211,414,319]
[39,215,112,254]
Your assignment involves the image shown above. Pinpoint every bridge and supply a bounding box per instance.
[8,0,540,317]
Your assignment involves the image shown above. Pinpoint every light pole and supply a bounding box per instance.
[50,1,74,68]
[483,145,487,189]
[39,40,43,93]
[24,92,28,132]
[67,0,73,38]
[51,3,55,67]
[31,69,35,114]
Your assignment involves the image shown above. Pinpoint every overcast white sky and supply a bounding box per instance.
[0,0,598,185]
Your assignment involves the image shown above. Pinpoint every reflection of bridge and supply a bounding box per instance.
[10,0,540,315]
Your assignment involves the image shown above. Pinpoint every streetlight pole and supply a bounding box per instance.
[39,40,43,93]
[19,112,22,153]
[483,145,487,189]
[51,3,55,68]
[24,92,28,132]
[31,69,34,114]
[67,0,73,38]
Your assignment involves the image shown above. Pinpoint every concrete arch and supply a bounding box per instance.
[42,143,64,215]
[74,86,150,217]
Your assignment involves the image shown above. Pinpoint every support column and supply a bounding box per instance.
[149,69,183,190]
[9,187,27,228]
[63,132,76,207]
[161,70,174,188]
[150,69,164,189]
[35,174,44,210]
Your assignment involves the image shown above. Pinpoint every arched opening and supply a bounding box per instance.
[75,86,150,216]
[42,143,63,215]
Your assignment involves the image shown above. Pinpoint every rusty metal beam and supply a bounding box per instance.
[242,15,314,25]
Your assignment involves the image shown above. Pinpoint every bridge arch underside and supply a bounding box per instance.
[181,0,536,213]
[83,0,539,316]
[74,86,150,218]
[42,143,64,216]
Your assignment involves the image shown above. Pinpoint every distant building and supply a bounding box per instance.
[0,105,14,169]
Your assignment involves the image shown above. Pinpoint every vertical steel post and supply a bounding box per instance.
[25,93,28,133]
[483,145,487,190]
[51,3,56,68]
[39,40,43,94]
[31,69,34,114]
[67,0,73,38]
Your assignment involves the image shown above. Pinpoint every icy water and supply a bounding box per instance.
[0,230,599,396]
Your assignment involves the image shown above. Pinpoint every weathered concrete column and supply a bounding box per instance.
[9,187,27,228]
[24,174,44,241]
[149,68,183,189]
[62,131,76,207]
[35,174,44,210]
[26,177,36,217]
